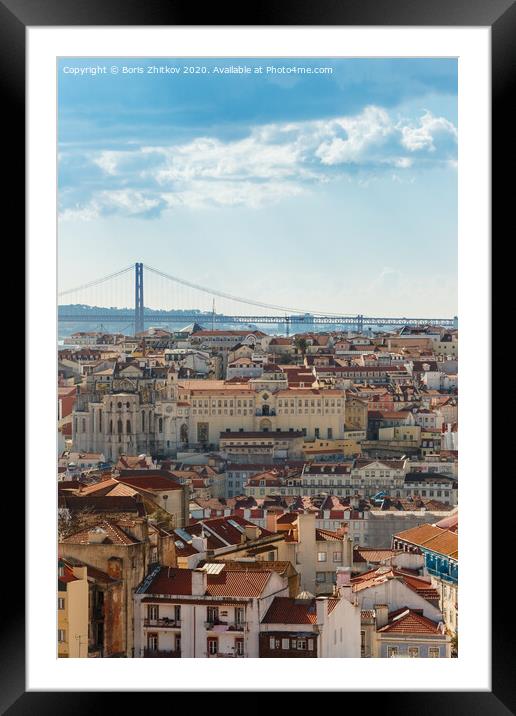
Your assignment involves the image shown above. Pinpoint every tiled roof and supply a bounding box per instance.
[58,495,145,516]
[187,515,274,549]
[395,523,458,559]
[60,520,139,545]
[316,528,344,542]
[206,570,272,597]
[137,567,193,595]
[353,548,400,564]
[378,608,443,635]
[116,471,182,491]
[261,597,317,624]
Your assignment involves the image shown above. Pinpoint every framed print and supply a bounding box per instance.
[7,0,511,709]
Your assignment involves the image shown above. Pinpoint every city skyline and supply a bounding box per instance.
[58,57,458,316]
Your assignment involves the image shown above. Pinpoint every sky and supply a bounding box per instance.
[58,57,458,317]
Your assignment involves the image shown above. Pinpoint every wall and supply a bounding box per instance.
[59,541,150,657]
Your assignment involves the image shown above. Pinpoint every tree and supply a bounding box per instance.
[294,337,309,358]
[58,505,98,540]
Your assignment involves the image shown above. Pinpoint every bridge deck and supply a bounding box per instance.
[58,312,455,327]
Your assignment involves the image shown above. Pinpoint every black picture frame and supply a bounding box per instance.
[8,0,509,710]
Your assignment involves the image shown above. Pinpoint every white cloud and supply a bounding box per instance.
[400,111,457,152]
[62,106,457,219]
[92,151,122,175]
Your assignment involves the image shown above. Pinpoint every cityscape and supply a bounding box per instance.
[57,57,458,660]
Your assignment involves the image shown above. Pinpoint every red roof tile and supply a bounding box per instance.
[378,608,443,635]
[262,597,317,624]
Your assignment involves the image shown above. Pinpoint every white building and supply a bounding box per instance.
[134,565,288,658]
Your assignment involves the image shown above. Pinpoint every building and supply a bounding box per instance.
[134,564,288,657]
[58,559,89,657]
[72,372,346,459]
[392,515,458,636]
[259,593,361,657]
[59,519,157,657]
[361,606,451,658]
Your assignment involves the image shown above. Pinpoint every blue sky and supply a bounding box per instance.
[58,58,457,317]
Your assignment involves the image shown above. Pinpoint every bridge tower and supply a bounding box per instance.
[135,262,144,335]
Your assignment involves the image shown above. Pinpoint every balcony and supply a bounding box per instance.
[204,621,244,632]
[143,648,181,658]
[144,618,181,629]
[206,652,245,658]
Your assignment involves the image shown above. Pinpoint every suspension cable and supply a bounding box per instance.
[143,263,355,318]
[58,265,134,297]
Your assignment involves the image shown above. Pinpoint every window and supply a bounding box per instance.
[235,607,244,625]
[236,638,244,656]
[147,633,158,651]
[207,606,219,623]
[387,646,398,657]
[58,597,65,610]
[58,629,66,643]
[316,572,326,583]
[207,638,218,655]
[148,605,159,621]
[428,647,440,658]
[269,637,276,650]
[297,639,307,650]
[317,552,327,562]
[282,638,289,650]
[333,552,341,563]
[408,646,419,658]
[174,604,181,621]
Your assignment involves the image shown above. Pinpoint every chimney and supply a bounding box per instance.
[266,511,278,533]
[244,524,260,542]
[336,566,353,602]
[191,535,208,554]
[315,597,327,626]
[159,534,177,568]
[336,566,351,588]
[128,518,148,543]
[375,604,389,629]
[191,568,207,596]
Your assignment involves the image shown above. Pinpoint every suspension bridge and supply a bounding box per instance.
[58,262,457,337]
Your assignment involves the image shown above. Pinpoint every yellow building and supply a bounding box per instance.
[58,559,89,658]
[186,381,346,444]
[345,397,368,431]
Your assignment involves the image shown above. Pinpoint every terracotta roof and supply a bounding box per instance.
[116,471,182,491]
[186,515,274,549]
[378,608,443,635]
[58,495,145,516]
[353,548,400,564]
[138,567,193,595]
[395,523,458,559]
[60,520,139,545]
[262,597,317,624]
[206,570,273,597]
[316,528,344,542]
[137,566,274,598]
